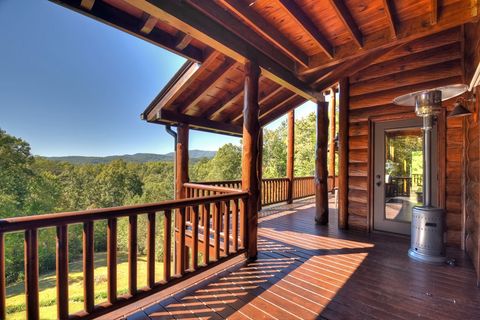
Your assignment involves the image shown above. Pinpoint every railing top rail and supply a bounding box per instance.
[0,191,248,233]
[184,182,241,193]
[262,177,289,181]
[293,176,315,179]
[193,180,241,185]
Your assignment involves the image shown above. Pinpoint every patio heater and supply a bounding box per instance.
[393,84,468,264]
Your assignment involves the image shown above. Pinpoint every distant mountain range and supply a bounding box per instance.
[43,150,216,164]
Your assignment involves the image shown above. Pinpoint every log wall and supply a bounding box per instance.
[346,32,465,247]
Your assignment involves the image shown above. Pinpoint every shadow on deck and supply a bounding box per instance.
[122,198,480,320]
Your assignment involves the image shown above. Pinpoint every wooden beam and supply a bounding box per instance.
[287,110,295,204]
[178,59,237,113]
[219,0,309,67]
[139,13,158,34]
[431,0,438,25]
[242,61,261,260]
[315,100,329,225]
[328,88,336,191]
[338,78,349,229]
[125,0,317,100]
[232,85,285,123]
[155,109,243,136]
[258,129,263,212]
[300,1,476,76]
[55,0,205,63]
[174,32,193,50]
[277,0,334,58]
[330,0,363,48]
[383,0,398,39]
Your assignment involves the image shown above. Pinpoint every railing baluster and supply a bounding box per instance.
[107,218,117,303]
[203,204,210,265]
[191,206,199,270]
[164,210,171,282]
[232,199,239,252]
[56,225,69,319]
[147,212,156,289]
[128,215,137,295]
[83,221,94,313]
[214,202,221,260]
[223,201,230,256]
[25,228,39,320]
[240,198,247,249]
[0,232,5,320]
[176,208,186,275]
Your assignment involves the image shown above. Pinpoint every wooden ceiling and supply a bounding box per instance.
[52,0,479,135]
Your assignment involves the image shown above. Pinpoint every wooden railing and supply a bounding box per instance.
[292,176,315,200]
[0,190,248,320]
[194,176,316,206]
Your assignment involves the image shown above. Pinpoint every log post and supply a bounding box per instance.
[242,60,261,260]
[257,128,263,211]
[315,99,329,225]
[338,78,349,229]
[328,87,337,192]
[287,110,295,204]
[175,123,189,274]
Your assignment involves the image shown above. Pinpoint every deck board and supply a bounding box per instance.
[125,198,480,319]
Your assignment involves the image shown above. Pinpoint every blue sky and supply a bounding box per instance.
[0,0,314,157]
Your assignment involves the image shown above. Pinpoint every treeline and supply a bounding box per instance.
[0,112,320,284]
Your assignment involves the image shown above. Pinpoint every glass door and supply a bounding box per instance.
[373,118,437,235]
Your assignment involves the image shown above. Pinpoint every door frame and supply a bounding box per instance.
[367,110,446,233]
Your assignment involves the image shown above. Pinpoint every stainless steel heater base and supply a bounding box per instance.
[408,206,446,264]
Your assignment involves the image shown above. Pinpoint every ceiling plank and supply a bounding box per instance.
[313,46,399,92]
[174,32,193,50]
[431,0,438,25]
[53,0,205,63]
[178,59,238,113]
[80,0,95,10]
[124,0,317,100]
[299,1,476,77]
[155,109,242,136]
[203,86,244,120]
[219,0,309,68]
[277,0,334,58]
[382,0,398,39]
[330,0,363,48]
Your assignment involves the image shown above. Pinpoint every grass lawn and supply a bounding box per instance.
[5,252,166,320]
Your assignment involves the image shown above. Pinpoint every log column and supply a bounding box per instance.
[287,110,295,204]
[242,61,261,260]
[175,123,189,275]
[328,87,337,192]
[338,78,349,229]
[315,99,329,225]
[257,128,263,211]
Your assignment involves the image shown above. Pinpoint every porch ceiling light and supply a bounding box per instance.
[448,101,472,118]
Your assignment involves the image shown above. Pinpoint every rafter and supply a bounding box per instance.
[219,0,309,68]
[144,51,222,121]
[431,0,438,25]
[232,85,286,123]
[299,1,476,77]
[277,0,334,58]
[80,0,95,10]
[382,0,398,39]
[178,59,238,113]
[174,32,193,50]
[139,13,157,34]
[260,94,305,126]
[330,0,363,48]
[123,0,317,100]
[203,86,243,120]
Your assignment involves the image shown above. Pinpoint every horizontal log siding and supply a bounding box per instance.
[346,47,465,244]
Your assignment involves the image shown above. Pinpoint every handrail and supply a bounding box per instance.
[0,189,248,320]
[0,192,247,233]
[183,182,240,194]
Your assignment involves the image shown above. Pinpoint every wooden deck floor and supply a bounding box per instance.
[124,199,480,320]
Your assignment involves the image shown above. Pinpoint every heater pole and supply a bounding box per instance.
[422,115,433,207]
